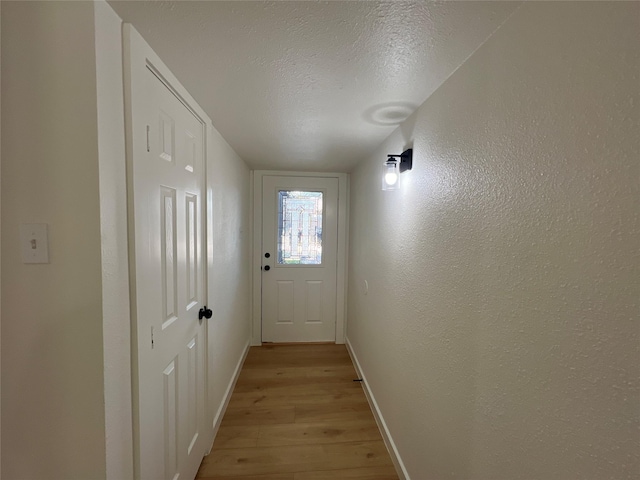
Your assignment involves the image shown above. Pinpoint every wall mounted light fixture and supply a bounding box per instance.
[382,148,413,190]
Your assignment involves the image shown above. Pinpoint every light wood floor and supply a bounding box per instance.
[196,344,399,480]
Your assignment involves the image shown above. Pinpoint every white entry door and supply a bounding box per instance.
[261,175,339,342]
[125,26,209,480]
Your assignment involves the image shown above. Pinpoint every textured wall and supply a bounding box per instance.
[347,2,639,479]
[1,2,107,478]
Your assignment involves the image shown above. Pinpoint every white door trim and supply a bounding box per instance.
[251,171,349,346]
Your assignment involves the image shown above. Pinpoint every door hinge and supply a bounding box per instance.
[146,125,150,152]
[151,326,155,349]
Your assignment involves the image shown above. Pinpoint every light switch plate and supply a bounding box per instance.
[20,223,49,264]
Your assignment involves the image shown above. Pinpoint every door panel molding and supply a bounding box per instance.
[124,23,213,480]
[251,171,349,345]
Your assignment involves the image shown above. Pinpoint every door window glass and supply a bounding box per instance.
[277,190,323,265]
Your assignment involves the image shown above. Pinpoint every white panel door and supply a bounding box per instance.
[262,176,339,342]
[125,26,208,480]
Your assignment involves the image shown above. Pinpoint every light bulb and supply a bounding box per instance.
[382,161,399,190]
[385,171,398,186]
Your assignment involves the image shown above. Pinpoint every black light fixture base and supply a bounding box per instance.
[388,149,413,172]
[399,148,413,173]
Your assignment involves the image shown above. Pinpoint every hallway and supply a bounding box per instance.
[196,344,398,479]
[2,2,638,478]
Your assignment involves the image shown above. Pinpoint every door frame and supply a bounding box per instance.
[123,23,214,478]
[251,171,349,346]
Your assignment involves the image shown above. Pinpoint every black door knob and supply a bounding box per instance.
[198,306,212,320]
[264,265,271,271]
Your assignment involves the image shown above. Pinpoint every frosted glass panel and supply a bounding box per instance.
[277,191,323,265]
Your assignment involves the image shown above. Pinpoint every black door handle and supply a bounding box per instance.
[263,265,271,271]
[198,306,212,320]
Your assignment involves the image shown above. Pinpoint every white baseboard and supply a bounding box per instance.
[206,339,251,454]
[345,337,410,480]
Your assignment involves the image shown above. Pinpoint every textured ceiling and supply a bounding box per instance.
[108,1,521,172]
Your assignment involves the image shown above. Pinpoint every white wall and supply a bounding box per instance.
[347,2,639,479]
[206,126,252,431]
[1,2,107,478]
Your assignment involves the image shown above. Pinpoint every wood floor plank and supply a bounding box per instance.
[197,473,294,480]
[196,344,399,479]
[293,402,373,424]
[227,388,366,409]
[211,425,260,449]
[294,466,400,480]
[238,364,356,379]
[233,379,362,395]
[256,420,383,447]
[235,365,358,388]
[220,405,296,426]
[242,346,351,368]
[198,441,394,476]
